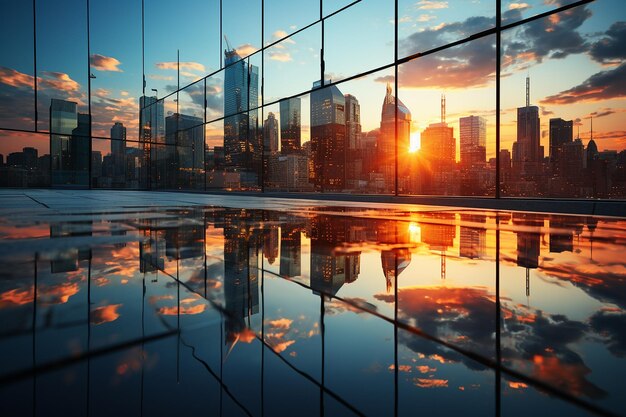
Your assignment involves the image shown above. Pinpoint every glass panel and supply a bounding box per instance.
[206,69,225,123]
[205,120,228,189]
[0,130,50,187]
[144,0,220,95]
[398,0,495,59]
[152,96,177,189]
[500,2,626,198]
[90,0,142,145]
[223,0,262,61]
[36,0,88,133]
[326,68,395,194]
[0,0,35,130]
[324,0,394,82]
[323,0,354,18]
[399,35,496,196]
[264,23,321,104]
[91,138,143,189]
[264,0,319,41]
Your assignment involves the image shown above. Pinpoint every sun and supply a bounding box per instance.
[409,131,421,153]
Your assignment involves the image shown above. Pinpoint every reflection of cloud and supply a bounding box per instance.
[539,63,626,105]
[325,297,378,315]
[413,377,448,388]
[90,54,123,72]
[157,297,207,315]
[0,287,34,308]
[590,309,626,357]
[269,318,292,329]
[91,304,122,325]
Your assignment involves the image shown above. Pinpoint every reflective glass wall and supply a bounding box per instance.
[1,0,624,198]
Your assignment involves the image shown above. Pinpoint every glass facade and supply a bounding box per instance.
[1,0,624,199]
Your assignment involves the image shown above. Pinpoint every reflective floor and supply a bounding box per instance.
[0,190,624,417]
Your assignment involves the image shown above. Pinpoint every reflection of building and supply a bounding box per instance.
[263,112,279,154]
[309,216,361,295]
[459,214,486,259]
[140,95,165,187]
[377,220,411,292]
[549,118,573,167]
[224,47,260,187]
[421,213,456,280]
[223,210,261,339]
[279,97,301,154]
[280,223,301,277]
[513,214,542,297]
[310,81,346,191]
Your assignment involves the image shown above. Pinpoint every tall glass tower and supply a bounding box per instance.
[224,47,260,187]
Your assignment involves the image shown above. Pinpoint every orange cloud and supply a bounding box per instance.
[0,287,34,308]
[90,54,123,72]
[0,66,34,88]
[269,318,293,329]
[413,378,448,388]
[91,304,122,325]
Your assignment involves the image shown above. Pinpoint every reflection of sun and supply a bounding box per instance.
[409,131,420,153]
[408,222,421,243]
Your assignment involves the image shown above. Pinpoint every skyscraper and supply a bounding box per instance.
[263,112,279,153]
[379,83,412,192]
[224,46,260,186]
[310,80,346,191]
[549,117,573,169]
[460,115,486,168]
[513,77,541,176]
[165,113,204,188]
[111,122,127,182]
[50,99,78,185]
[420,122,455,168]
[279,97,301,154]
[140,95,165,188]
[345,94,361,150]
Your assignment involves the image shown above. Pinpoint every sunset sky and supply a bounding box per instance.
[0,0,623,160]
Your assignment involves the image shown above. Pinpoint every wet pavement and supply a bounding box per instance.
[0,190,624,417]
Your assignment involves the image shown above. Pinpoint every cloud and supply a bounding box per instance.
[590,21,626,65]
[508,2,530,10]
[416,14,436,23]
[502,5,591,69]
[539,62,626,105]
[90,54,123,72]
[235,44,258,58]
[148,74,174,81]
[392,22,496,89]
[39,71,81,92]
[268,51,292,62]
[0,66,34,88]
[155,61,206,73]
[416,0,448,10]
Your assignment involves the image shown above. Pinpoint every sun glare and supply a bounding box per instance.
[409,131,421,153]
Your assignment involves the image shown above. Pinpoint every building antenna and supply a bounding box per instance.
[590,115,593,140]
[526,74,530,108]
[224,35,233,52]
[441,93,446,125]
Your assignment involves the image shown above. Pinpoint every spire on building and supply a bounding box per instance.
[526,74,530,108]
[441,94,446,125]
